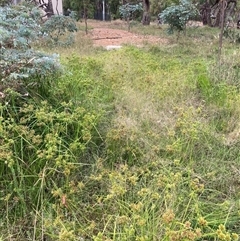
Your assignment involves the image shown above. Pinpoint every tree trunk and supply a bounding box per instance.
[200,2,211,26]
[83,7,88,34]
[142,0,150,25]
[207,0,236,27]
[46,0,54,18]
[127,16,130,31]
[55,0,59,15]
[219,0,226,61]
[214,7,221,27]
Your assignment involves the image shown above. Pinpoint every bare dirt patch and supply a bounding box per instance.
[86,20,168,47]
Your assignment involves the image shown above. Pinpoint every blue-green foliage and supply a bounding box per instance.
[0,6,42,49]
[159,0,199,34]
[0,5,68,96]
[42,14,78,46]
[119,3,143,20]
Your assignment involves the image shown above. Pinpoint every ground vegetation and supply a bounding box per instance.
[0,5,240,241]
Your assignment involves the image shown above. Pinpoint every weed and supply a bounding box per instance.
[1,21,240,241]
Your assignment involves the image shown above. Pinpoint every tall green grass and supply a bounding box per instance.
[0,22,240,241]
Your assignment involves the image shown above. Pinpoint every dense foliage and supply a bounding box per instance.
[1,37,239,239]
[119,3,143,30]
[151,0,203,20]
[42,14,78,45]
[159,0,199,34]
[63,0,95,18]
[62,0,196,20]
[119,2,143,20]
[1,3,240,241]
[0,5,77,98]
[0,5,60,95]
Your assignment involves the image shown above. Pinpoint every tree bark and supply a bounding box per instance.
[200,0,236,27]
[142,0,150,25]
[200,0,211,25]
[46,0,54,18]
[83,7,88,34]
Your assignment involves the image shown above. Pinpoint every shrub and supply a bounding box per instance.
[223,27,240,44]
[0,5,63,98]
[119,3,143,31]
[0,4,78,99]
[0,98,100,239]
[159,0,199,35]
[41,14,78,46]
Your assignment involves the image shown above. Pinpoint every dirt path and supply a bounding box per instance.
[85,20,168,47]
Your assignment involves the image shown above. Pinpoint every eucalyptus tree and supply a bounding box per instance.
[142,0,150,25]
[200,0,238,27]
[146,0,192,24]
[119,2,143,30]
[159,0,199,38]
[0,4,77,98]
[150,0,181,18]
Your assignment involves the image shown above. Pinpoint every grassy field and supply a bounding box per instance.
[0,21,240,241]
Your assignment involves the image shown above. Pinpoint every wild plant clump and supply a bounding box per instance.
[159,0,199,35]
[0,5,60,95]
[0,4,77,98]
[119,3,143,31]
[41,14,78,46]
[1,12,240,241]
[223,27,240,44]
[0,56,105,240]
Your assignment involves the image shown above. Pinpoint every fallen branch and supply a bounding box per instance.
[92,36,122,40]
